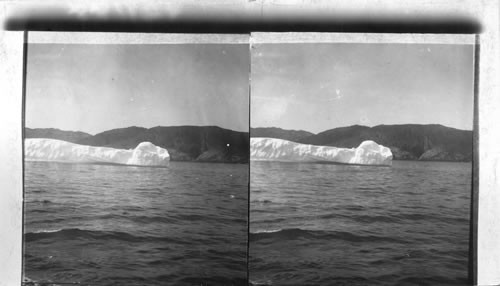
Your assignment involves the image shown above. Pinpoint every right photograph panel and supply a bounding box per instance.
[249,34,475,286]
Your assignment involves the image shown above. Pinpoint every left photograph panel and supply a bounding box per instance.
[23,33,250,286]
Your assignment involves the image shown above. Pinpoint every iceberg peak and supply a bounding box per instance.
[128,141,170,166]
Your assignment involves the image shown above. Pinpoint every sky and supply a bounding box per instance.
[26,43,249,134]
[251,43,475,133]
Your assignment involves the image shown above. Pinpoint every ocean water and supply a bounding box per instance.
[24,161,248,286]
[249,160,471,286]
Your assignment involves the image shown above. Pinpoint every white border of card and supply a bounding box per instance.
[1,1,500,284]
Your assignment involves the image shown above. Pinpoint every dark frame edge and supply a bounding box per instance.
[247,37,252,286]
[469,34,480,286]
[20,30,28,285]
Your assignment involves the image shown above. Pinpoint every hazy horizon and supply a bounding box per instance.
[250,122,473,135]
[26,120,473,136]
[25,124,250,136]
[251,43,474,134]
[26,43,250,134]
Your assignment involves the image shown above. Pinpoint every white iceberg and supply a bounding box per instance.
[250,138,392,166]
[25,138,170,166]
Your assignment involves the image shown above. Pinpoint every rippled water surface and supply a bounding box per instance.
[250,160,471,286]
[24,161,248,286]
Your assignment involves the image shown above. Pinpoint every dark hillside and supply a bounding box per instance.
[77,126,249,163]
[250,127,314,143]
[299,124,472,161]
[25,128,92,144]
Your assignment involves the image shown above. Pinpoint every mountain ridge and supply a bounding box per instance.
[25,126,249,163]
[25,128,92,144]
[251,124,473,162]
[25,124,473,163]
[250,127,314,142]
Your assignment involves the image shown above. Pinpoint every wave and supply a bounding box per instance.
[25,199,53,204]
[24,228,180,244]
[251,199,275,205]
[250,228,407,244]
[396,275,470,286]
[29,229,64,234]
[93,213,179,225]
[320,213,402,224]
[172,275,248,286]
[252,229,283,234]
[249,279,273,286]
